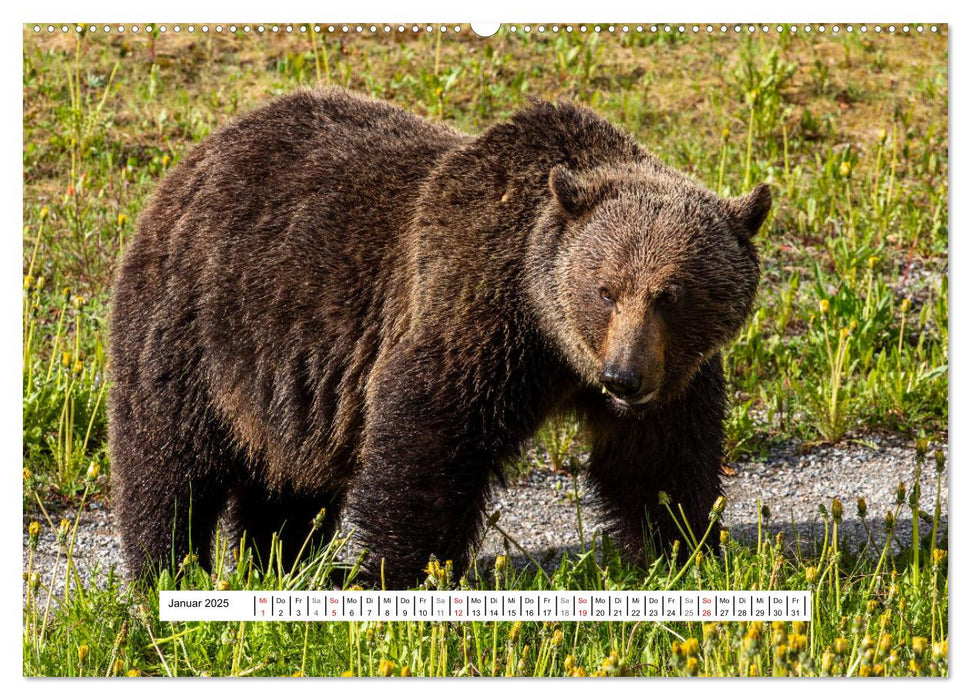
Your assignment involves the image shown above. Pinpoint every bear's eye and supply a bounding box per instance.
[599,287,615,305]
[655,289,678,308]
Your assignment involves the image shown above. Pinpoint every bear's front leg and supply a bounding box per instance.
[581,354,727,566]
[347,341,499,589]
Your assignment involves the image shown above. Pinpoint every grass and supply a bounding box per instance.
[22,24,948,677]
[23,442,948,677]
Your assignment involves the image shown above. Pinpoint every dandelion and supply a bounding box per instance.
[833,638,849,656]
[112,659,124,675]
[551,629,564,646]
[831,498,844,524]
[709,495,727,520]
[28,521,41,549]
[162,154,171,168]
[118,212,128,227]
[400,666,412,677]
[719,529,729,546]
[39,205,49,220]
[76,644,89,663]
[685,657,699,676]
[932,548,947,565]
[878,128,888,142]
[932,641,947,661]
[912,637,928,656]
[896,482,906,505]
[934,450,946,474]
[73,360,84,375]
[509,620,522,642]
[494,554,507,570]
[840,327,850,340]
[601,649,620,674]
[24,275,34,290]
[839,161,852,178]
[126,669,141,677]
[377,659,395,677]
[821,652,835,675]
[805,565,817,583]
[216,580,230,591]
[866,599,878,614]
[23,467,36,491]
[682,637,700,657]
[36,275,45,291]
[56,518,70,545]
[340,671,353,677]
[790,634,807,653]
[312,508,327,530]
[722,127,730,141]
[819,298,830,315]
[72,295,85,308]
[748,663,759,677]
[292,671,303,677]
[564,655,576,673]
[915,436,928,460]
[901,298,912,314]
[62,351,72,368]
[868,255,879,269]
[857,497,867,519]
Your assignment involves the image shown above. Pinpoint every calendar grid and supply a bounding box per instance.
[160,590,811,622]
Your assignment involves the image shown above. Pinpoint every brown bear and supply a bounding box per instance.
[109,88,770,588]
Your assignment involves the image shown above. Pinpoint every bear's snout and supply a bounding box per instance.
[600,365,642,399]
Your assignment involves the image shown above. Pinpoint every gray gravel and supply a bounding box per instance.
[23,434,948,595]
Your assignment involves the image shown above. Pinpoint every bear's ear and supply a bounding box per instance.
[549,165,595,218]
[726,183,772,239]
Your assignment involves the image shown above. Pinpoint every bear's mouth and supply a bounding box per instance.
[605,388,658,409]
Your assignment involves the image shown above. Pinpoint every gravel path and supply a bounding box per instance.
[23,434,948,595]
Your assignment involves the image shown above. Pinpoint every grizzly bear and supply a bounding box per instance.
[109,88,770,588]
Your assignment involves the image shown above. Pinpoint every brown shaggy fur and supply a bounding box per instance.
[109,88,770,587]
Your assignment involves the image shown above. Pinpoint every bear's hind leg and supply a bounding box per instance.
[110,406,231,579]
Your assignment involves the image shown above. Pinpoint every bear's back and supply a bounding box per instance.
[110,90,465,493]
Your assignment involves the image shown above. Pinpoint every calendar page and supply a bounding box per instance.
[21,4,949,681]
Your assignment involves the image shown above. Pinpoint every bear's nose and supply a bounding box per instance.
[600,366,642,399]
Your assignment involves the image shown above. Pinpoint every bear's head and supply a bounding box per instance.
[528,162,771,410]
